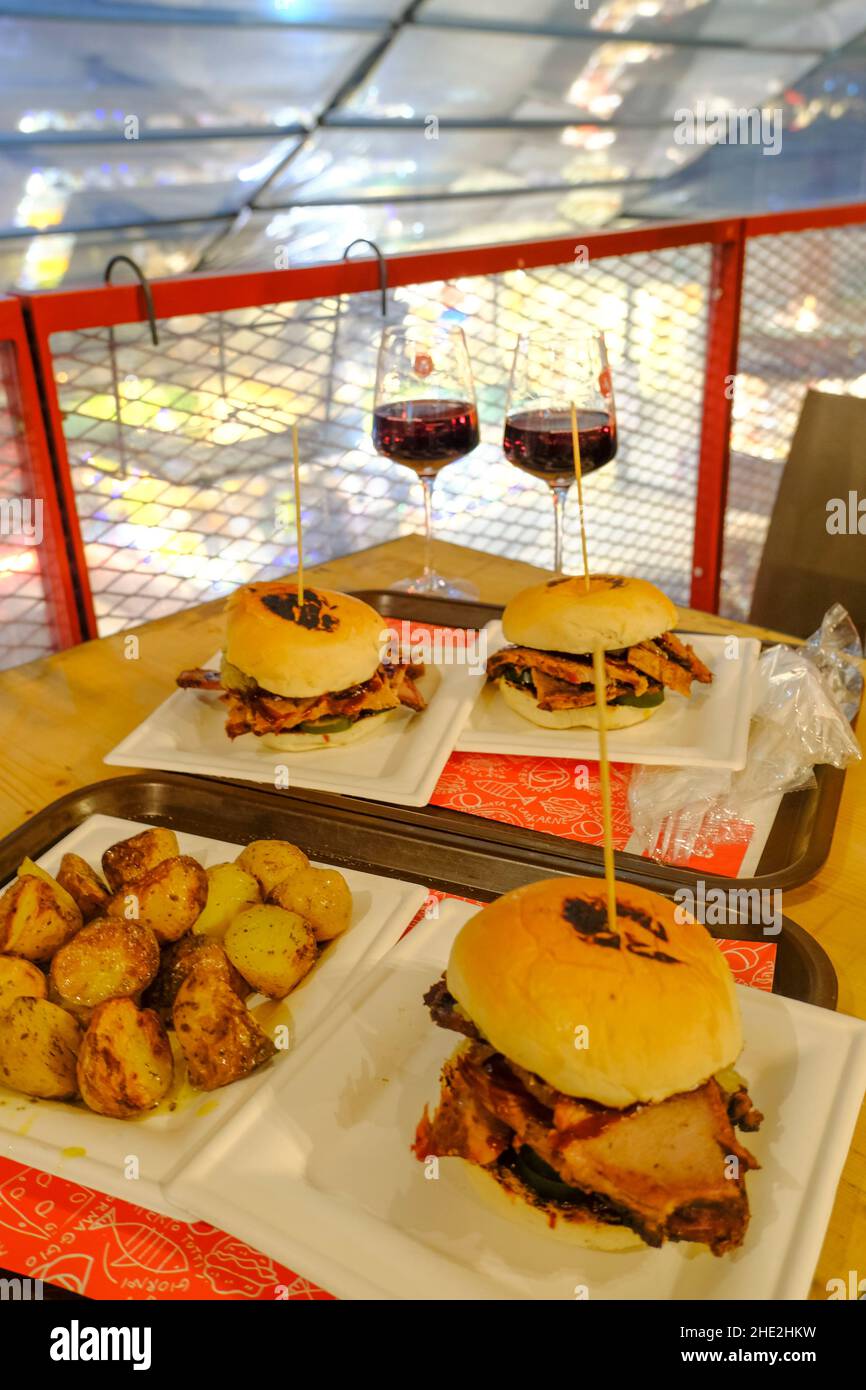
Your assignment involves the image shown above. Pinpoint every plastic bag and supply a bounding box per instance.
[628,604,863,865]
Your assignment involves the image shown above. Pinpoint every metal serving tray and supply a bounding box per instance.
[0,772,837,1009]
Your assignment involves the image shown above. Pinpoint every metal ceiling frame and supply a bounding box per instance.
[2,1,866,277]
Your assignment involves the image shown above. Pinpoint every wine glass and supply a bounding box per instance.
[373,322,480,598]
[503,330,617,574]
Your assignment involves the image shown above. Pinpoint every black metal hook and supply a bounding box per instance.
[103,254,160,345]
[341,238,388,317]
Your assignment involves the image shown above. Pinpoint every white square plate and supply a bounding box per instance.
[457,625,760,770]
[105,657,484,807]
[0,815,426,1218]
[168,900,866,1300]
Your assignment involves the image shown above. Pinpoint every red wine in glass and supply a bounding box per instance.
[372,398,479,476]
[503,407,616,482]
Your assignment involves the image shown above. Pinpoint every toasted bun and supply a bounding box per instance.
[446,877,741,1109]
[497,678,657,730]
[463,1163,646,1251]
[260,708,395,752]
[503,574,678,653]
[225,581,385,698]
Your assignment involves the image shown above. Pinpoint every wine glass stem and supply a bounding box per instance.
[420,472,435,582]
[551,483,569,574]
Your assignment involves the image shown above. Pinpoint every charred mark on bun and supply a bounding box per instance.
[560,894,680,962]
[261,588,339,632]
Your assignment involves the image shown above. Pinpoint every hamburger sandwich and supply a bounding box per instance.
[413,877,762,1255]
[177,581,425,750]
[487,574,712,730]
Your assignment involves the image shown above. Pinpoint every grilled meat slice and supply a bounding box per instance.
[657,631,714,684]
[533,669,635,711]
[180,661,425,739]
[416,1041,759,1254]
[177,668,222,690]
[423,976,483,1042]
[487,631,711,707]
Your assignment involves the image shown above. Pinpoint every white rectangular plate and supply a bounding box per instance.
[457,625,760,770]
[0,815,426,1218]
[105,656,483,807]
[168,900,866,1301]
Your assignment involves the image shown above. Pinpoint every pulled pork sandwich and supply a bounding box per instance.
[487,574,712,730]
[178,581,425,750]
[414,878,762,1255]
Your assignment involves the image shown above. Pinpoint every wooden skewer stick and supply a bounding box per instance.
[292,421,304,604]
[571,402,618,934]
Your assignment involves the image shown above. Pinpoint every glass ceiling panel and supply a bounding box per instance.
[203,186,649,270]
[0,17,376,133]
[258,125,695,204]
[341,27,815,121]
[0,137,297,233]
[18,1,403,18]
[419,0,866,52]
[0,219,226,291]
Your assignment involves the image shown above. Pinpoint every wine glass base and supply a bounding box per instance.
[389,572,480,601]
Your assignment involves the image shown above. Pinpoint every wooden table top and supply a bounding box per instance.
[0,534,862,1298]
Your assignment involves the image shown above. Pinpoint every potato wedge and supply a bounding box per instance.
[144,934,250,1017]
[0,956,47,1011]
[0,875,82,961]
[101,827,180,892]
[77,998,173,1118]
[224,904,316,999]
[173,964,275,1090]
[193,862,260,940]
[271,865,353,943]
[49,916,160,1012]
[56,852,110,923]
[0,997,82,1099]
[236,840,309,898]
[105,855,207,944]
[18,858,81,921]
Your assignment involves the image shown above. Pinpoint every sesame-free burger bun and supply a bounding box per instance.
[503,574,678,653]
[446,876,741,1109]
[497,678,656,729]
[225,581,385,698]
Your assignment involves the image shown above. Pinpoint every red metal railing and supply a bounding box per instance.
[0,297,82,659]
[10,199,866,650]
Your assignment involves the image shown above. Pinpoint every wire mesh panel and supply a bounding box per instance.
[47,242,712,635]
[0,333,65,667]
[723,222,866,621]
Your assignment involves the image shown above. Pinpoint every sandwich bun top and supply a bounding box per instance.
[446,876,741,1109]
[225,581,385,698]
[503,574,678,653]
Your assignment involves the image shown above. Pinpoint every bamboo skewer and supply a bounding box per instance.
[571,402,618,934]
[292,421,304,604]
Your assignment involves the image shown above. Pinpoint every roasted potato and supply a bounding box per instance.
[193,862,260,940]
[236,840,309,898]
[0,997,82,1099]
[144,934,250,1017]
[0,874,82,961]
[0,956,47,1011]
[49,916,160,1012]
[76,998,173,1118]
[224,904,316,999]
[101,827,180,892]
[105,855,207,944]
[18,858,81,919]
[56,852,111,922]
[271,865,353,943]
[173,964,275,1090]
